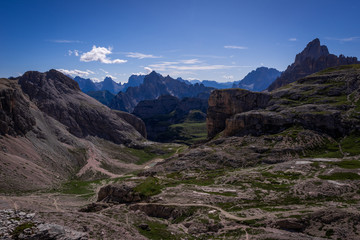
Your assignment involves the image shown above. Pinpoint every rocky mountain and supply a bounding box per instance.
[133,95,208,143]
[86,90,115,106]
[124,74,145,91]
[232,67,282,91]
[74,74,145,95]
[0,70,149,192]
[267,38,359,91]
[110,71,214,112]
[98,76,123,94]
[74,76,98,92]
[200,80,234,89]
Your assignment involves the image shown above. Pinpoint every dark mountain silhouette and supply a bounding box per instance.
[110,71,214,112]
[267,38,360,91]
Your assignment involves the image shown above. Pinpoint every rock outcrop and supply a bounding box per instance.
[18,70,143,144]
[97,183,144,203]
[207,64,360,139]
[207,89,271,138]
[267,38,359,91]
[0,78,35,136]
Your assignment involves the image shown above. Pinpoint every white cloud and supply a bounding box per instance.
[80,45,127,64]
[288,38,297,41]
[144,67,153,73]
[105,74,117,80]
[326,36,360,42]
[126,52,161,59]
[99,68,108,74]
[56,69,94,77]
[187,77,199,81]
[223,75,234,80]
[180,59,201,64]
[49,39,82,43]
[91,77,101,82]
[68,50,80,56]
[224,45,248,50]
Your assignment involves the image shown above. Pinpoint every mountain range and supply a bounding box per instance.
[74,74,145,94]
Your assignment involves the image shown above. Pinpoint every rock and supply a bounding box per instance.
[267,38,359,91]
[79,203,109,213]
[138,223,150,231]
[207,89,271,138]
[0,79,35,136]
[276,219,307,232]
[97,183,144,203]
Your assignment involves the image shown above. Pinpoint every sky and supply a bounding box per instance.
[1,0,360,83]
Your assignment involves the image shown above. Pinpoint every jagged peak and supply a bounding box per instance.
[295,38,329,64]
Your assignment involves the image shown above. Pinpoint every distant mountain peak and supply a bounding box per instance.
[294,38,329,65]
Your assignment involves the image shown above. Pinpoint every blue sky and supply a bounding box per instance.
[1,0,359,83]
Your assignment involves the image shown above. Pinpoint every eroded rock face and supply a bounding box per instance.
[18,70,142,145]
[0,79,35,136]
[207,89,271,138]
[207,65,360,139]
[97,183,144,203]
[267,38,359,91]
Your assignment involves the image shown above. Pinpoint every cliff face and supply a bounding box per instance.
[267,38,359,91]
[0,79,35,136]
[207,89,271,138]
[207,64,360,139]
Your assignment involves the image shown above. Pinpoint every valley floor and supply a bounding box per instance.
[1,157,360,240]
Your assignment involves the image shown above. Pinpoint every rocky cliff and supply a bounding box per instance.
[0,79,35,136]
[207,89,271,138]
[208,64,360,139]
[267,38,359,91]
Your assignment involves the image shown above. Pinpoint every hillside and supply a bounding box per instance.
[0,70,178,192]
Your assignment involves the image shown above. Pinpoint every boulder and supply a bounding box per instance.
[97,183,143,203]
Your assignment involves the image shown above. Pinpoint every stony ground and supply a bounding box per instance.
[1,155,360,240]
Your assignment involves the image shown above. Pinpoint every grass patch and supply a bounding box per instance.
[261,171,301,180]
[306,138,342,158]
[330,160,360,169]
[11,222,35,237]
[134,177,163,197]
[318,172,360,180]
[340,133,360,156]
[137,220,179,240]
[169,121,207,145]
